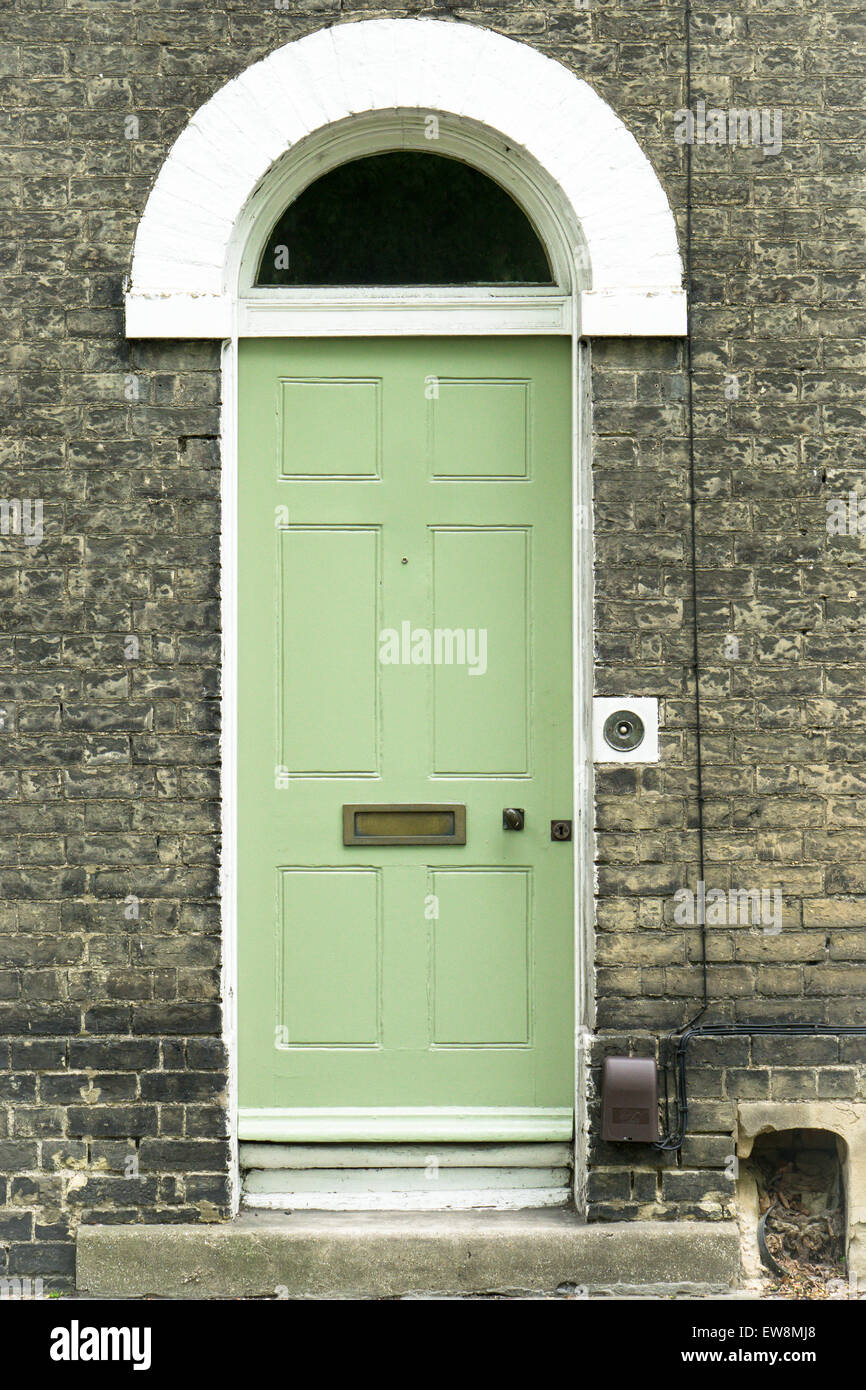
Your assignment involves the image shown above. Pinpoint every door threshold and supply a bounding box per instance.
[243,1188,571,1212]
[240,1138,573,1211]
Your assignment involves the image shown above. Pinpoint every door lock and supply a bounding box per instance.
[551,819,572,842]
[502,808,525,831]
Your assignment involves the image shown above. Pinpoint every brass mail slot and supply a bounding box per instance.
[343,803,466,846]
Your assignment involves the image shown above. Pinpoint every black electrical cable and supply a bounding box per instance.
[656,1025,866,1152]
[654,0,707,1152]
[683,0,708,1029]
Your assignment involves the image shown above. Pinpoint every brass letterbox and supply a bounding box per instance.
[342,803,466,846]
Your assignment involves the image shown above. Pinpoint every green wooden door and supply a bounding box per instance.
[237,337,574,1135]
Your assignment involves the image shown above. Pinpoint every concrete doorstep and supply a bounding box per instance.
[76,1211,740,1299]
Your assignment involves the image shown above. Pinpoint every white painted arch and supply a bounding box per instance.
[125,18,686,338]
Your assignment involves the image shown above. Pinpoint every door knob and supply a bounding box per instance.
[502,807,525,831]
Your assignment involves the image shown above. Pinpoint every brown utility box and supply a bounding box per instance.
[601,1056,659,1142]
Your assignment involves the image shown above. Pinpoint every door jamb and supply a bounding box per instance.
[222,318,593,1214]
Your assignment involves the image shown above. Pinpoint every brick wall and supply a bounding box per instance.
[1,0,865,1281]
[588,2,866,1209]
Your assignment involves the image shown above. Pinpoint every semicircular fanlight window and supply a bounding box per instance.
[255,151,554,287]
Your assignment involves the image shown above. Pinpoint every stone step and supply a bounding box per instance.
[76,1212,740,1299]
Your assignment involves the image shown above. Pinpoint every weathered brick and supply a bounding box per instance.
[660,1170,736,1203]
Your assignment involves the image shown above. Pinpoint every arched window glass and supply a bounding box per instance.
[255,152,554,287]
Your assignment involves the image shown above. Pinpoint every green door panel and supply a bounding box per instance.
[237,337,574,1115]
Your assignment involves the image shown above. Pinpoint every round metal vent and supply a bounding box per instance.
[602,708,645,752]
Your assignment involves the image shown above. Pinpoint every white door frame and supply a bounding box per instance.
[123,18,686,1215]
